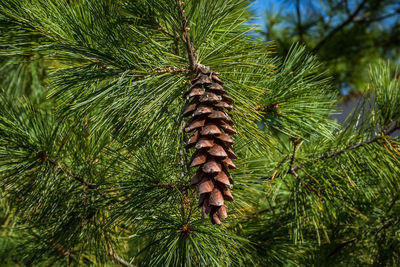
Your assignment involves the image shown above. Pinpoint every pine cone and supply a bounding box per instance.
[184,66,236,225]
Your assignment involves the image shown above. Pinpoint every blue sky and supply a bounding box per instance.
[249,0,399,32]
[249,0,269,31]
[248,0,296,32]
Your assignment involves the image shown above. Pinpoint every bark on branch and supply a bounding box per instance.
[36,151,97,189]
[177,0,197,72]
[293,123,400,172]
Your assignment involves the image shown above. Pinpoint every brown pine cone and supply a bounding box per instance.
[184,66,236,225]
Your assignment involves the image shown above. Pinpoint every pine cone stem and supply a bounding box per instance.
[177,0,197,71]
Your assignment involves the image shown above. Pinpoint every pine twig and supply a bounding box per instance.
[357,11,400,24]
[36,151,120,205]
[150,67,189,75]
[374,217,400,236]
[90,58,189,75]
[387,195,399,213]
[255,205,279,215]
[292,123,400,172]
[105,234,135,267]
[177,0,197,72]
[24,193,46,222]
[271,155,290,180]
[46,240,72,258]
[112,254,136,267]
[157,25,178,39]
[36,151,97,189]
[286,137,324,200]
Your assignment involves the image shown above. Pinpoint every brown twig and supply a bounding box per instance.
[24,193,46,222]
[105,234,135,267]
[90,58,189,75]
[157,25,178,39]
[292,123,400,172]
[256,205,279,215]
[112,254,136,267]
[36,151,97,189]
[177,0,197,72]
[36,151,120,206]
[149,67,189,75]
[259,141,297,181]
[46,240,72,258]
[374,216,400,237]
[271,155,290,180]
[286,137,325,200]
[357,11,400,24]
[259,154,289,181]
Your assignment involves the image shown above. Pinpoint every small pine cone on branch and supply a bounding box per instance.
[183,66,236,225]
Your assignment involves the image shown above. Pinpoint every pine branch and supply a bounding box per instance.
[387,195,399,213]
[36,151,96,189]
[24,193,45,222]
[112,254,136,267]
[105,234,135,267]
[325,196,399,260]
[373,196,400,236]
[255,205,279,215]
[91,58,189,75]
[292,122,400,172]
[46,240,72,258]
[264,155,289,180]
[374,217,400,237]
[259,138,301,181]
[150,67,189,74]
[157,25,178,39]
[177,0,197,71]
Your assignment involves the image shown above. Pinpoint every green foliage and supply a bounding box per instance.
[0,0,399,266]
[259,44,338,139]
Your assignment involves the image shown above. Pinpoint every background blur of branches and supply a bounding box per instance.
[259,0,400,94]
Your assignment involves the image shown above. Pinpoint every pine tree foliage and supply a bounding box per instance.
[0,0,400,266]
